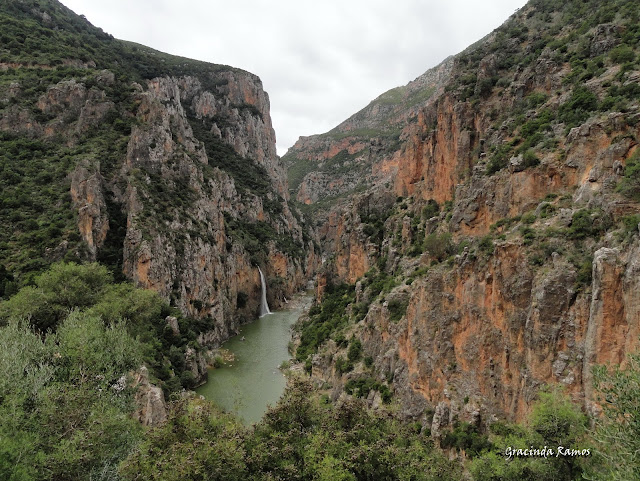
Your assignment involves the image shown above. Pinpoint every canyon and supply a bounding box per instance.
[1,0,639,439]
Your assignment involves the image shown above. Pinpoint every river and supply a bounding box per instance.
[196,293,311,424]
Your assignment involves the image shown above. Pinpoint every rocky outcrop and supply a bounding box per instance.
[131,366,167,427]
[283,57,454,206]
[69,161,109,259]
[0,33,318,364]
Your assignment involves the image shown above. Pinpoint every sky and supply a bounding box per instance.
[59,0,529,156]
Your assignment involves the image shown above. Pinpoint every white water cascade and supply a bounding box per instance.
[258,267,272,317]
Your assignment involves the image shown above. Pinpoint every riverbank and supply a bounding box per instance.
[195,291,313,424]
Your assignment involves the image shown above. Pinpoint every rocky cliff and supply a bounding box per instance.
[289,0,640,432]
[0,0,318,363]
[283,57,454,213]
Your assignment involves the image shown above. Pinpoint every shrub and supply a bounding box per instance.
[521,212,537,224]
[568,209,600,239]
[478,235,495,255]
[617,151,640,201]
[422,199,440,219]
[335,356,353,375]
[609,44,635,64]
[388,297,410,323]
[559,86,599,129]
[295,283,355,362]
[521,149,540,168]
[347,338,362,362]
[440,422,492,458]
[423,232,453,261]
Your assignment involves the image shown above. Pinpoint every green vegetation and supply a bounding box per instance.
[470,389,590,480]
[286,154,315,194]
[188,116,276,199]
[347,338,363,362]
[345,376,392,403]
[0,0,238,82]
[0,262,208,395]
[590,349,640,480]
[121,378,459,481]
[362,265,397,299]
[440,422,492,458]
[388,297,410,323]
[295,282,356,362]
[0,0,292,290]
[609,44,636,64]
[558,86,599,131]
[224,215,304,266]
[617,150,640,201]
[0,313,143,480]
[567,209,611,240]
[422,232,454,261]
[0,122,131,284]
[422,199,440,219]
[360,205,392,246]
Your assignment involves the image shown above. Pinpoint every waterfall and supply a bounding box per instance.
[258,267,271,317]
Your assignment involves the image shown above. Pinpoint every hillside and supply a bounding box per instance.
[0,0,318,351]
[288,0,640,433]
[283,57,453,216]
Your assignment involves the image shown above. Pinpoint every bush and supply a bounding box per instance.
[609,44,635,64]
[424,232,453,261]
[295,282,355,362]
[617,150,640,201]
[334,356,353,375]
[568,209,603,239]
[0,262,111,332]
[347,338,362,362]
[471,389,589,481]
[388,297,410,323]
[558,86,599,129]
[590,349,640,481]
[440,422,492,458]
[422,199,440,219]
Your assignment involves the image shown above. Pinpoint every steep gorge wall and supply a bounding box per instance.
[293,0,640,429]
[0,61,317,360]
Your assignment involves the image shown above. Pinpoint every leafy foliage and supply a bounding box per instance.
[345,377,392,403]
[123,378,458,481]
[119,399,247,481]
[440,422,492,458]
[295,282,355,362]
[590,350,640,481]
[388,297,409,323]
[0,314,143,481]
[0,262,205,395]
[617,150,640,201]
[470,389,589,481]
[558,86,599,130]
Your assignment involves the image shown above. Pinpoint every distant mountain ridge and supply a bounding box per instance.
[282,57,454,210]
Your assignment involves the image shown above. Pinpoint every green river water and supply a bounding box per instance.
[196,294,311,424]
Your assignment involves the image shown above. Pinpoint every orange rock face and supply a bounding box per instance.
[292,8,640,427]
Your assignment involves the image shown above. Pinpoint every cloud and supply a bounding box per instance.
[59,0,528,155]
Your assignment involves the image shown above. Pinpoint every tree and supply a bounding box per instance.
[588,352,640,480]
[470,388,589,481]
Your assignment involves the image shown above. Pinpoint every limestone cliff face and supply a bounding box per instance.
[0,37,317,370]
[291,0,640,429]
[116,74,315,348]
[283,58,454,208]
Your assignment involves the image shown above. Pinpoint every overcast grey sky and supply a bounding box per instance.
[59,0,528,155]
